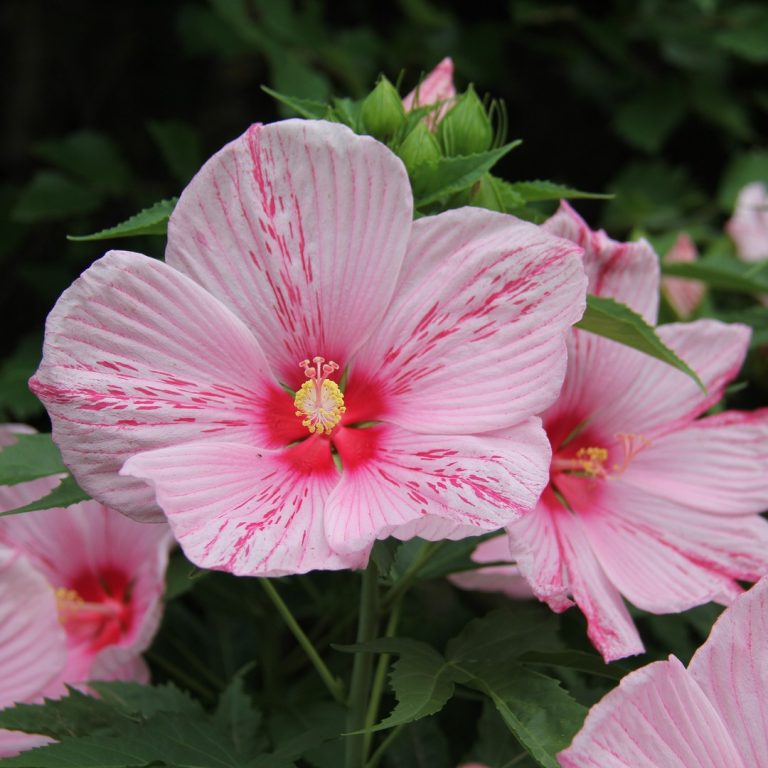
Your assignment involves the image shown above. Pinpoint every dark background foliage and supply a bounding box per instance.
[1,3,767,765]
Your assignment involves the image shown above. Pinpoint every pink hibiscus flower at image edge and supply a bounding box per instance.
[0,426,172,756]
[30,119,587,577]
[661,233,704,319]
[457,201,768,661]
[559,576,768,768]
[726,181,768,262]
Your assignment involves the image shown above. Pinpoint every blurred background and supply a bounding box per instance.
[2,0,767,422]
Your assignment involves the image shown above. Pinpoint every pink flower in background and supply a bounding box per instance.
[0,429,172,756]
[559,576,768,767]
[449,534,533,599]
[459,202,768,661]
[726,181,768,262]
[402,57,456,127]
[31,120,587,577]
[661,233,704,319]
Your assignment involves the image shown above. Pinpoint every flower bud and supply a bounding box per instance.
[469,174,504,212]
[437,85,493,156]
[361,76,406,140]
[396,122,442,174]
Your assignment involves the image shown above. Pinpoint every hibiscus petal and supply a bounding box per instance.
[625,408,768,516]
[121,440,368,576]
[558,657,746,768]
[551,319,751,442]
[580,480,745,614]
[505,490,573,612]
[543,201,660,324]
[0,547,66,707]
[166,120,413,386]
[351,208,586,434]
[545,502,644,661]
[30,250,280,520]
[688,578,768,768]
[448,534,534,598]
[324,419,550,554]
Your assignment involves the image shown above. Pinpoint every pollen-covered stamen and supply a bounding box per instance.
[551,434,650,480]
[552,446,609,478]
[55,587,123,624]
[294,356,346,435]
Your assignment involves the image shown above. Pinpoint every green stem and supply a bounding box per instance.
[362,598,402,759]
[365,724,404,768]
[260,578,346,706]
[345,560,380,768]
[380,540,444,613]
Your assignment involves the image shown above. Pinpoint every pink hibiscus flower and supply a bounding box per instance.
[30,120,587,577]
[402,57,456,127]
[726,181,768,262]
[460,201,768,661]
[661,233,704,319]
[559,576,768,767]
[0,428,172,756]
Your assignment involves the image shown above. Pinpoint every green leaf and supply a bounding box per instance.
[413,142,521,208]
[68,198,177,241]
[148,120,204,184]
[12,171,101,222]
[501,180,611,204]
[519,650,628,681]
[661,259,768,294]
[0,433,67,485]
[0,688,122,740]
[718,150,768,210]
[214,676,264,760]
[0,474,90,517]
[34,131,132,196]
[473,700,534,768]
[88,681,203,719]
[0,712,249,768]
[716,6,768,62]
[261,85,329,119]
[381,717,452,768]
[575,295,705,390]
[446,607,562,663]
[458,661,586,768]
[341,639,461,732]
[612,84,686,153]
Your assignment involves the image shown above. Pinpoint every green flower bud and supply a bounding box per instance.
[396,122,442,174]
[469,173,504,212]
[437,84,493,156]
[361,76,406,141]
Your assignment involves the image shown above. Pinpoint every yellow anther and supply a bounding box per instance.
[55,587,84,624]
[294,357,346,435]
[575,446,609,478]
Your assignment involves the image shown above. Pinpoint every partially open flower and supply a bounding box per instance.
[402,57,457,129]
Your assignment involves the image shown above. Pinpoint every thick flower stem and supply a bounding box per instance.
[345,560,380,768]
[362,597,402,760]
[259,578,346,706]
